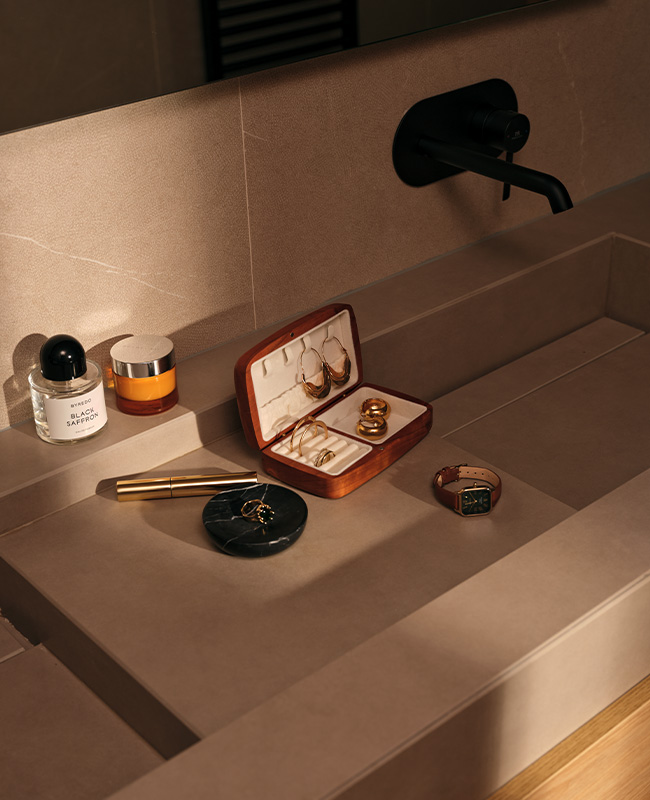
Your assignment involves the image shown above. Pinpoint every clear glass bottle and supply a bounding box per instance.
[28,334,108,445]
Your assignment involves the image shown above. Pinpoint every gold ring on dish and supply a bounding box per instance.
[290,415,316,452]
[356,416,388,439]
[241,498,274,524]
[298,420,328,456]
[360,397,391,420]
[314,448,335,467]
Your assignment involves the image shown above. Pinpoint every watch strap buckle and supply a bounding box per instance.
[435,463,467,485]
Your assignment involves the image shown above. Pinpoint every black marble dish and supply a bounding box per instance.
[202,483,308,557]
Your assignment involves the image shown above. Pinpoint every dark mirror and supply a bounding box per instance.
[0,0,554,136]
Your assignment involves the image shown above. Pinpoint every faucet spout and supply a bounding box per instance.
[418,137,573,214]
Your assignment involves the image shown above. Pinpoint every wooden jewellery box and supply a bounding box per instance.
[234,303,432,499]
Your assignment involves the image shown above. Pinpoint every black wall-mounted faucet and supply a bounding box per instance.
[393,79,573,214]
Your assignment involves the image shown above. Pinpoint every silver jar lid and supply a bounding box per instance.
[110,335,176,378]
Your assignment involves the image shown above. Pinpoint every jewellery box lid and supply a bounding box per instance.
[234,303,363,451]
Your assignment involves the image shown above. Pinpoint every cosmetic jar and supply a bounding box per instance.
[110,335,178,415]
[28,334,108,444]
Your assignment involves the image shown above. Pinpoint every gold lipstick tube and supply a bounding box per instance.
[116,471,257,501]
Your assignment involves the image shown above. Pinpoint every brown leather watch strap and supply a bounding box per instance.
[433,464,502,511]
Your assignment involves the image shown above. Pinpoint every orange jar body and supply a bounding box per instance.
[113,368,178,415]
[110,335,178,416]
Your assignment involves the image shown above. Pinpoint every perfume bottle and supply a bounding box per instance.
[28,334,108,444]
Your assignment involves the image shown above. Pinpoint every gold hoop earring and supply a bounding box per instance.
[300,348,331,399]
[298,420,328,456]
[290,415,317,452]
[356,416,387,439]
[321,336,351,386]
[360,397,391,420]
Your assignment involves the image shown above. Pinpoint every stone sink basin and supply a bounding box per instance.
[1,223,650,800]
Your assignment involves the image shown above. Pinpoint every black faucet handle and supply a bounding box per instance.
[468,106,530,153]
[502,151,513,201]
[467,106,528,202]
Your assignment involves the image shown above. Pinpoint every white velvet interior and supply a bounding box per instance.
[270,429,372,476]
[250,309,359,444]
[270,387,427,475]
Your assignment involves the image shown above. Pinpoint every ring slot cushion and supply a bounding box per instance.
[234,303,432,498]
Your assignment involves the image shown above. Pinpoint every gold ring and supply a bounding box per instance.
[356,416,387,439]
[241,498,274,524]
[298,420,328,456]
[360,397,391,419]
[314,448,335,467]
[290,415,316,452]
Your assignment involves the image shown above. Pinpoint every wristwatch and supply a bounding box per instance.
[433,464,502,516]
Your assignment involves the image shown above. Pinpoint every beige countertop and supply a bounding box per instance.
[1,176,650,799]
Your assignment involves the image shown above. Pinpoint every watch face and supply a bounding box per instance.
[459,486,492,516]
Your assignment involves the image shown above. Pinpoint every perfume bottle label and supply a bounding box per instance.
[43,385,107,440]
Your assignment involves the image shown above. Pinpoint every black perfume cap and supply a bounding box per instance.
[40,334,87,381]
